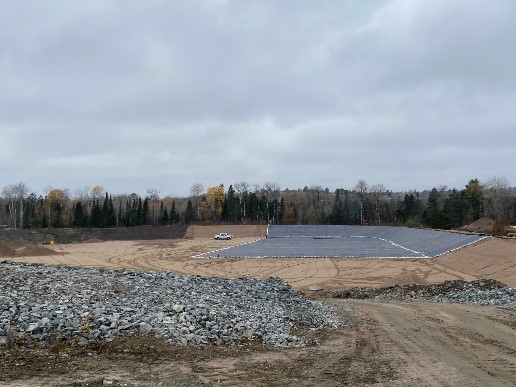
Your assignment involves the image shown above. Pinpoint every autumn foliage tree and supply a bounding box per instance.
[206,185,225,221]
[1,177,515,232]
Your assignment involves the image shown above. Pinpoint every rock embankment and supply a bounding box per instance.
[331,279,516,309]
[0,261,341,348]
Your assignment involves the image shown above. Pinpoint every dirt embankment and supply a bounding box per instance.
[436,237,516,287]
[0,225,188,244]
[0,241,59,258]
[184,225,268,239]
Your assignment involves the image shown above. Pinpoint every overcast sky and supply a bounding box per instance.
[1,0,515,197]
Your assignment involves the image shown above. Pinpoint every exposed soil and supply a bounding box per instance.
[7,232,516,289]
[2,226,516,386]
[2,301,515,386]
[0,241,61,258]
[436,237,516,287]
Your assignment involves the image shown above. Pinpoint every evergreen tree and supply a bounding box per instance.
[424,188,445,229]
[246,192,260,222]
[223,185,240,223]
[162,206,169,226]
[73,202,86,227]
[41,212,48,228]
[184,199,195,224]
[443,189,467,229]
[464,179,483,222]
[142,198,150,225]
[118,200,123,227]
[108,195,116,227]
[101,193,109,228]
[170,201,179,224]
[278,197,285,224]
[136,198,143,226]
[398,192,423,226]
[90,199,102,228]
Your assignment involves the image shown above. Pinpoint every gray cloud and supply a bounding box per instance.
[1,0,515,196]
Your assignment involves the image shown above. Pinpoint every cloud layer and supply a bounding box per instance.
[1,0,515,196]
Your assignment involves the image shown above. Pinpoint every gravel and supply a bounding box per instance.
[331,279,516,309]
[0,261,341,348]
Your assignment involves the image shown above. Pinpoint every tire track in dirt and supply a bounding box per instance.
[7,233,515,289]
[349,300,516,386]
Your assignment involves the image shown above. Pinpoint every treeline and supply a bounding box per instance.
[1,178,515,232]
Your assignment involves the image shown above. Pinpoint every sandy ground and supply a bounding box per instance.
[6,226,516,290]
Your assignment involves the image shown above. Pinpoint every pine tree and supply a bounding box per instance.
[41,212,48,228]
[90,199,101,228]
[424,188,445,229]
[142,198,150,225]
[108,195,116,227]
[136,198,143,226]
[184,200,195,224]
[101,193,109,228]
[73,202,85,227]
[170,201,179,224]
[162,206,169,226]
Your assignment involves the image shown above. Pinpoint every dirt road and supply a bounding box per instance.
[3,300,515,386]
[347,301,516,386]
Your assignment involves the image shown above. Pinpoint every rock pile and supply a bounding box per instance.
[331,279,516,309]
[0,261,341,348]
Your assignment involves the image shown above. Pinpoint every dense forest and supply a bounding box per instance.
[1,178,515,233]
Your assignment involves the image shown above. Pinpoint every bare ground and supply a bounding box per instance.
[6,229,516,289]
[2,301,515,386]
[2,226,516,386]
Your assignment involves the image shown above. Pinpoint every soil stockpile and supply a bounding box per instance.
[330,279,516,308]
[0,261,341,348]
[0,241,64,258]
[0,241,16,257]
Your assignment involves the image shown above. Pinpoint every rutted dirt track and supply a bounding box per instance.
[2,225,516,386]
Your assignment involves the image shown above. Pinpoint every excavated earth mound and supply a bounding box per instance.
[0,241,64,258]
[0,241,16,258]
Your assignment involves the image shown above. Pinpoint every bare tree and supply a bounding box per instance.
[263,182,281,197]
[90,186,105,201]
[73,185,90,200]
[190,183,204,220]
[234,181,250,195]
[234,181,250,220]
[2,185,16,228]
[370,183,385,225]
[263,182,281,223]
[354,179,369,225]
[2,182,29,228]
[146,188,160,225]
[483,176,511,222]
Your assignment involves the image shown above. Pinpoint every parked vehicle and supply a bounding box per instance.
[214,232,233,240]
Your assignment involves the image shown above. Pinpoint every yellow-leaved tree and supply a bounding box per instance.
[206,185,225,220]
